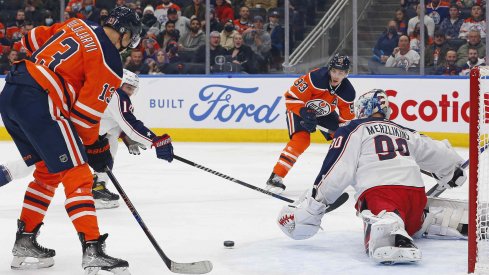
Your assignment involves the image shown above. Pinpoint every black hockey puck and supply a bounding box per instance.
[223,240,234,248]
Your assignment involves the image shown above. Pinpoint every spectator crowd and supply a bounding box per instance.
[0,0,329,74]
[371,0,488,75]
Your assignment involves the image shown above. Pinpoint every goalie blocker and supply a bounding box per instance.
[277,89,468,265]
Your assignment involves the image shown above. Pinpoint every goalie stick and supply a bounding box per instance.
[174,155,349,213]
[104,167,213,274]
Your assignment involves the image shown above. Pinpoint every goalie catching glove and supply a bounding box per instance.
[152,134,174,162]
[299,107,317,133]
[85,135,113,172]
[277,195,327,240]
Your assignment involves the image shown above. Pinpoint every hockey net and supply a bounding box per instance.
[469,66,489,274]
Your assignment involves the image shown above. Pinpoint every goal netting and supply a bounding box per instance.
[469,66,489,274]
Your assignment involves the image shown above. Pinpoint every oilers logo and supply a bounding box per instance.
[306,99,332,116]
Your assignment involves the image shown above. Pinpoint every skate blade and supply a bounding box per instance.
[85,266,130,275]
[95,199,120,209]
[372,246,422,264]
[266,185,285,195]
[11,256,54,269]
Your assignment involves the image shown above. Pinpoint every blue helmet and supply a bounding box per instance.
[104,7,142,50]
[328,53,351,72]
[355,89,392,119]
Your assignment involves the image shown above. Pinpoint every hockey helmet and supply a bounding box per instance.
[122,69,139,95]
[328,53,351,72]
[104,7,142,50]
[355,89,392,119]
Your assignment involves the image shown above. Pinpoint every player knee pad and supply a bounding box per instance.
[277,196,327,240]
[60,164,94,195]
[414,197,468,240]
[289,131,311,155]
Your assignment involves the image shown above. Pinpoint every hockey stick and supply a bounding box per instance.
[104,167,213,274]
[174,155,349,213]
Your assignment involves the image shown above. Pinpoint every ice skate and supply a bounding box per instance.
[373,234,422,265]
[92,175,120,209]
[11,219,55,270]
[266,173,286,194]
[80,233,130,275]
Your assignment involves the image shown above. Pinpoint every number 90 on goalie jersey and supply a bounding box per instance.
[312,116,464,205]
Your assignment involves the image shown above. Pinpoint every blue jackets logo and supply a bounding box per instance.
[190,84,282,123]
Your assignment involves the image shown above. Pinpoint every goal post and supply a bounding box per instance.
[469,66,489,274]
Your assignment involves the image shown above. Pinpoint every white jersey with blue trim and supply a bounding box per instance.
[99,88,156,147]
[313,117,463,205]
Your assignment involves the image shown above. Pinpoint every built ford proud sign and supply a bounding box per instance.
[0,75,470,146]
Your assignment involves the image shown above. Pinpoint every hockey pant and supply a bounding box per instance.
[0,73,100,241]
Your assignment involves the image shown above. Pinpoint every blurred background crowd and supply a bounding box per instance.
[0,0,487,75]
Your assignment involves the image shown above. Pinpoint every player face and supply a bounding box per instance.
[122,83,137,96]
[329,68,348,86]
[120,32,132,50]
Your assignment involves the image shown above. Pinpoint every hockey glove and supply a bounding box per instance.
[277,196,327,240]
[152,134,174,162]
[121,134,147,155]
[299,107,317,133]
[437,166,467,189]
[85,135,113,173]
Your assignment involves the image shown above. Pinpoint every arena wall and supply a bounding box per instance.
[0,75,470,146]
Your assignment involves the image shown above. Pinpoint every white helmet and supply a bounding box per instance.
[122,69,139,94]
[355,89,392,119]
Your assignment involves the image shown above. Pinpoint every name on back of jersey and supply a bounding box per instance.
[366,122,410,140]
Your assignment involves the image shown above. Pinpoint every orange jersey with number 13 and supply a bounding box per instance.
[21,18,123,145]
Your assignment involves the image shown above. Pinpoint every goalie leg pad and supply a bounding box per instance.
[277,196,327,240]
[414,197,468,240]
[360,210,420,263]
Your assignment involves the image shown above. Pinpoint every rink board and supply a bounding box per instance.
[0,75,470,146]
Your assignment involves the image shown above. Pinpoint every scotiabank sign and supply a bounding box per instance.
[349,77,469,133]
[387,90,470,123]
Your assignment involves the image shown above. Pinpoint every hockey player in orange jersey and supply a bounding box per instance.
[266,54,356,194]
[0,7,144,275]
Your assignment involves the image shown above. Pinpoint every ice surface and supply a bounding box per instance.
[0,141,469,275]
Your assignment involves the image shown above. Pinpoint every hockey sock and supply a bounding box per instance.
[62,164,100,241]
[273,131,310,177]
[20,162,59,233]
[20,181,56,232]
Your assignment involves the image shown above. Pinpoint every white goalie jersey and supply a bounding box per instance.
[313,117,464,205]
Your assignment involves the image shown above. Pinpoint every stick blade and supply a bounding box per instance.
[325,192,349,213]
[171,260,213,274]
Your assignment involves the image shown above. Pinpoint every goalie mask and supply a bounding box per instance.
[122,69,139,96]
[104,7,142,51]
[355,89,392,119]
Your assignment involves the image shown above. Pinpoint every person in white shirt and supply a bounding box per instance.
[277,89,467,265]
[458,4,486,39]
[407,4,435,37]
[385,35,421,69]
